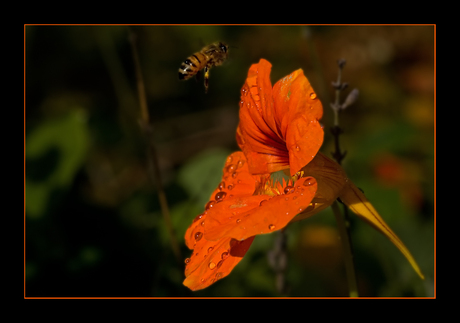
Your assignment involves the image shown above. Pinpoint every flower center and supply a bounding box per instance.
[253,169,302,197]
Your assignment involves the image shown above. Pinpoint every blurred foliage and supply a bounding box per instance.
[25,25,435,297]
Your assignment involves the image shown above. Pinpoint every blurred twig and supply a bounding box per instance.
[128,29,182,264]
[330,58,359,297]
[268,228,289,296]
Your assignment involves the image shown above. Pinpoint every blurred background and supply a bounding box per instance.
[25,25,435,297]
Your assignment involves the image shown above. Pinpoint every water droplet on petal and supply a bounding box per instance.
[215,191,227,202]
[310,92,317,99]
[185,258,190,264]
[221,251,229,259]
[303,177,317,186]
[200,221,205,227]
[201,278,206,282]
[237,160,245,168]
[195,232,203,241]
[208,262,216,270]
[227,164,236,173]
[284,185,295,194]
[228,184,234,190]
[218,181,226,191]
[217,260,224,269]
[295,145,300,152]
[205,200,216,210]
[268,224,276,230]
[208,247,214,253]
[227,156,233,163]
[193,213,204,223]
[259,199,268,207]
[236,219,241,223]
[232,172,238,178]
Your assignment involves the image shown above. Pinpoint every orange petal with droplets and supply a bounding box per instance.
[236,59,324,176]
[183,236,255,291]
[237,60,288,174]
[205,176,318,241]
[272,69,323,176]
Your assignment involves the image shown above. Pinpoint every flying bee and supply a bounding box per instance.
[178,41,229,93]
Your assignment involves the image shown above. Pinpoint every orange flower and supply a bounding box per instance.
[236,59,324,177]
[183,59,424,291]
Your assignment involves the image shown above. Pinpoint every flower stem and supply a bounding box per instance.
[330,59,359,297]
[331,201,358,297]
[129,29,182,264]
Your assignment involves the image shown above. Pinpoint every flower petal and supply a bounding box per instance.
[236,59,290,175]
[292,152,349,222]
[205,176,318,241]
[339,180,425,280]
[183,235,255,291]
[272,68,324,176]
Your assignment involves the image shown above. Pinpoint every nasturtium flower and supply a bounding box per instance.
[183,59,424,291]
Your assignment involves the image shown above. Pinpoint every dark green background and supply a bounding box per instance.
[25,25,435,297]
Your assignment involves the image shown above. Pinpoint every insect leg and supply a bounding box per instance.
[204,66,210,93]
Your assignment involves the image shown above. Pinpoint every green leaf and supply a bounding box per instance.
[25,109,90,218]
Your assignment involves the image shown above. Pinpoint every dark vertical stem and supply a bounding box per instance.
[268,228,288,296]
[330,59,359,297]
[128,29,182,264]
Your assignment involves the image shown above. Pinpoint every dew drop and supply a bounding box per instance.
[228,184,234,190]
[259,199,268,207]
[205,200,216,210]
[221,251,229,259]
[284,185,295,194]
[201,278,206,282]
[237,160,245,168]
[208,262,216,270]
[292,196,298,200]
[185,258,190,264]
[200,221,205,227]
[236,219,241,223]
[227,156,233,163]
[195,232,203,242]
[295,145,300,152]
[303,177,317,186]
[227,164,236,173]
[268,224,276,230]
[218,181,226,191]
[232,172,238,178]
[310,92,317,99]
[193,213,204,223]
[217,260,224,269]
[215,191,227,202]
[208,247,214,253]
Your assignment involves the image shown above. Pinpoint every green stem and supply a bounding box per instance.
[331,201,358,297]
